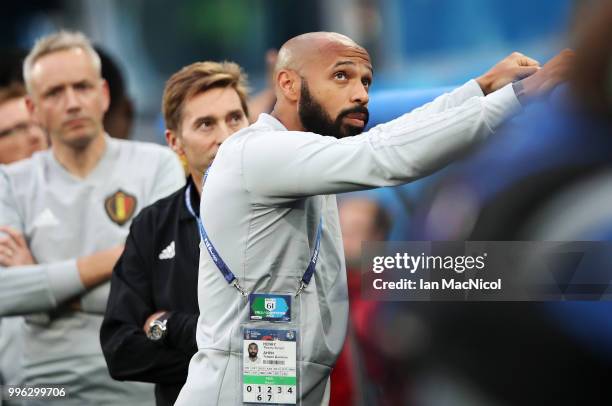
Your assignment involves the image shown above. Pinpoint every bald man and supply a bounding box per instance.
[176,32,573,405]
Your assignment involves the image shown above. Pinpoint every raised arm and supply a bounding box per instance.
[243,49,573,200]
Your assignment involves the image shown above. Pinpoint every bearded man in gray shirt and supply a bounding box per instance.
[176,32,574,406]
[0,31,184,405]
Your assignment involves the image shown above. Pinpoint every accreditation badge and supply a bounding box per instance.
[249,293,292,322]
[242,326,297,404]
[242,293,299,405]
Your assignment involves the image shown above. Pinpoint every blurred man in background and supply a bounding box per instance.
[338,198,390,271]
[96,47,134,140]
[101,60,250,406]
[0,49,47,406]
[0,83,48,164]
[0,30,184,405]
[331,197,393,405]
[0,83,49,164]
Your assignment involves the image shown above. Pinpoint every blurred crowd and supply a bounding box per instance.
[1,1,611,406]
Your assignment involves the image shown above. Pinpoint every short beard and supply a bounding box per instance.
[65,134,96,150]
[57,119,99,150]
[298,79,369,139]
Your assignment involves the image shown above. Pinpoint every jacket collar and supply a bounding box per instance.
[180,176,200,221]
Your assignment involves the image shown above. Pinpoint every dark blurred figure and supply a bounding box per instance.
[96,47,134,139]
[0,49,26,86]
[570,0,612,120]
[247,49,278,122]
[394,2,612,406]
[332,197,416,406]
[339,198,390,270]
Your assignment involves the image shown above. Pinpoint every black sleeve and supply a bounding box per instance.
[166,311,198,355]
[100,217,190,385]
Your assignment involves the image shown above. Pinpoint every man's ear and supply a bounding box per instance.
[100,79,111,113]
[25,95,37,117]
[276,69,300,103]
[165,129,185,157]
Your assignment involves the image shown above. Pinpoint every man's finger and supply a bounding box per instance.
[518,56,540,67]
[541,77,562,93]
[0,226,27,248]
[0,252,11,266]
[515,66,539,79]
[0,236,19,253]
[0,245,14,259]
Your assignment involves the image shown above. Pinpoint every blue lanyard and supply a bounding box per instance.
[185,181,323,297]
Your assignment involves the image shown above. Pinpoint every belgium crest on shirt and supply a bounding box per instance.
[104,190,137,226]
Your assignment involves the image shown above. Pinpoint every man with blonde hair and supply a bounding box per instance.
[101,60,250,406]
[0,30,184,404]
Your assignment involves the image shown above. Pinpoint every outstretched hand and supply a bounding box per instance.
[477,52,541,95]
[519,49,575,99]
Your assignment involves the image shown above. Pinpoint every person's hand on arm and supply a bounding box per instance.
[100,218,195,383]
[0,226,35,267]
[0,226,123,287]
[67,245,124,312]
[0,169,122,315]
[0,224,123,314]
[476,51,541,95]
[76,245,124,289]
[143,310,198,355]
[516,49,575,100]
[143,310,168,334]
[476,48,575,100]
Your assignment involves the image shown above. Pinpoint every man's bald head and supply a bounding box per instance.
[275,32,369,77]
[271,32,373,139]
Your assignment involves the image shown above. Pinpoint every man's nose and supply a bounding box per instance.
[64,87,81,112]
[216,123,233,145]
[350,81,369,105]
[26,123,46,146]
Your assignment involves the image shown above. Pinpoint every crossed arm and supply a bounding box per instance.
[0,221,124,316]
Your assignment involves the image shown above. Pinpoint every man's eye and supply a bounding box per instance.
[362,78,372,88]
[198,121,213,131]
[229,113,243,125]
[334,71,348,80]
[45,88,62,99]
[74,82,91,91]
[0,123,29,138]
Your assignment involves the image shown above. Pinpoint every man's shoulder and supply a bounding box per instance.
[232,115,286,139]
[0,150,49,183]
[220,117,287,157]
[131,184,185,227]
[111,138,177,163]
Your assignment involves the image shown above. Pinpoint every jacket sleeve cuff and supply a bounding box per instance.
[482,82,523,130]
[45,259,86,304]
[464,79,486,98]
[166,312,198,354]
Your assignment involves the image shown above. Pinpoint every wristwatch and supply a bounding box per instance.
[146,312,172,342]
